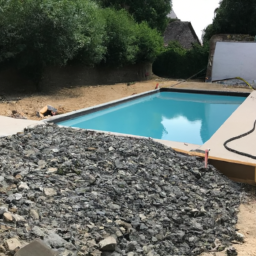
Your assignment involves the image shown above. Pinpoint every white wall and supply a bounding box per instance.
[212,42,256,81]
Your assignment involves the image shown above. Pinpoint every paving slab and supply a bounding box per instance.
[15,239,58,256]
[199,90,256,166]
[0,115,43,137]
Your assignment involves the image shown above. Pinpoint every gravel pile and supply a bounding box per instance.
[0,124,242,256]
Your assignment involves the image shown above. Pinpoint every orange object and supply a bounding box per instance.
[205,149,209,168]
[155,83,159,89]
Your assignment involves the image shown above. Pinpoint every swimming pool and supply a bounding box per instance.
[56,90,247,145]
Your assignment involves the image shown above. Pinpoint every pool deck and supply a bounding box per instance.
[0,85,255,184]
[162,90,256,163]
[0,115,43,137]
[157,90,256,184]
[198,91,256,166]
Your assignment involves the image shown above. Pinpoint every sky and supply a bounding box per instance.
[172,0,221,40]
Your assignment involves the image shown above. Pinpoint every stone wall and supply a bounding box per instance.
[0,62,152,93]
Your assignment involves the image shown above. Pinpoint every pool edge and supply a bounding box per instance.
[45,88,250,124]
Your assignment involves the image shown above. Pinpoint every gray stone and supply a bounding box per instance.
[235,232,245,242]
[30,209,40,220]
[14,193,23,201]
[99,237,117,252]
[44,188,57,197]
[0,245,6,253]
[15,239,58,256]
[31,226,45,237]
[3,212,13,222]
[13,214,26,223]
[0,124,243,255]
[38,160,46,168]
[18,182,29,190]
[0,205,8,216]
[44,230,66,248]
[5,238,21,251]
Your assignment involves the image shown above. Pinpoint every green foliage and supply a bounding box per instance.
[96,0,172,33]
[153,42,209,79]
[101,8,138,66]
[135,22,164,63]
[100,8,163,66]
[72,1,107,65]
[0,0,103,87]
[0,0,164,88]
[203,0,256,43]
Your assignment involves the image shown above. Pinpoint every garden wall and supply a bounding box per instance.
[0,62,152,93]
[206,34,254,82]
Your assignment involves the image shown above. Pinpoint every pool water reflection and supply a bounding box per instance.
[58,92,246,145]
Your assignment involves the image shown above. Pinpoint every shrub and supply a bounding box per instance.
[0,0,165,89]
[95,0,171,33]
[135,22,164,63]
[0,0,103,88]
[100,8,138,66]
[152,41,209,79]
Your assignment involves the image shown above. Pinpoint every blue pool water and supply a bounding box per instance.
[58,92,246,145]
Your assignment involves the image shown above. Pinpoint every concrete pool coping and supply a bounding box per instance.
[46,87,250,123]
[1,88,253,184]
[45,88,256,181]
[0,115,43,137]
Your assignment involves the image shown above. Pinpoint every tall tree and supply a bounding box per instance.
[96,0,172,33]
[0,0,106,89]
[203,0,256,42]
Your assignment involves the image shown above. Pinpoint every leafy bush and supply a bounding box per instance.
[95,0,171,33]
[100,8,138,66]
[0,0,105,87]
[100,8,163,67]
[135,22,164,63]
[153,41,209,79]
[203,0,256,43]
[0,0,164,88]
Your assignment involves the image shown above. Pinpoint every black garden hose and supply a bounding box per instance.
[224,120,256,159]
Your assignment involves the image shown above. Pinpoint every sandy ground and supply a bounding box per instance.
[201,197,256,256]
[0,79,255,255]
[0,79,252,120]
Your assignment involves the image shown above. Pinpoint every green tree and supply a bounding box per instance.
[153,41,209,78]
[101,8,139,66]
[203,0,256,42]
[135,22,164,63]
[0,0,105,89]
[96,0,172,33]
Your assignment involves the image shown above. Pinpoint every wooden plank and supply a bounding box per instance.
[173,147,256,185]
[173,147,256,167]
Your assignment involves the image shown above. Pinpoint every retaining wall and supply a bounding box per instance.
[0,62,152,93]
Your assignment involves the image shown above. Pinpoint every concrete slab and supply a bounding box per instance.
[198,91,256,166]
[15,239,58,256]
[0,115,43,137]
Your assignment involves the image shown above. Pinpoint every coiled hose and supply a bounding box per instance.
[224,120,256,159]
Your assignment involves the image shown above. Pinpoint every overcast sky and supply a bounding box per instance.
[172,0,221,40]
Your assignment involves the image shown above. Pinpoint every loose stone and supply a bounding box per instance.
[3,212,13,222]
[43,188,57,197]
[99,237,117,252]
[5,238,21,251]
[0,124,244,256]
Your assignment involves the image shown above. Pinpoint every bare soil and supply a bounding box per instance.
[0,79,255,255]
[0,79,251,120]
[201,198,256,256]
